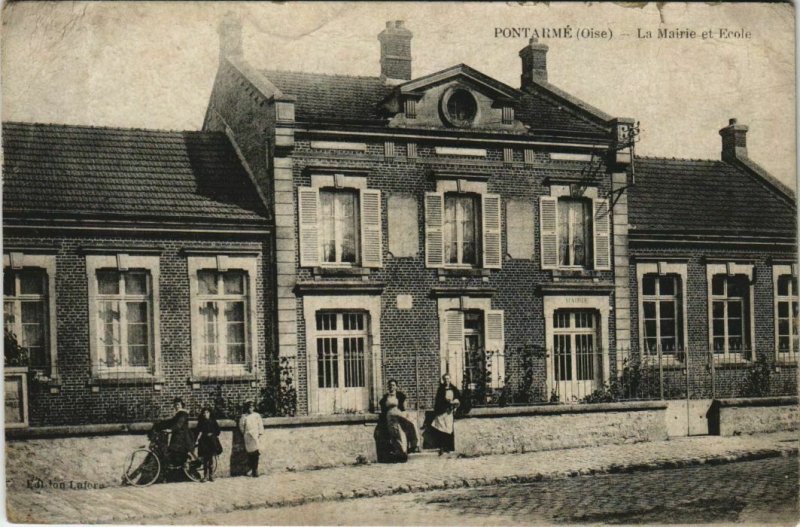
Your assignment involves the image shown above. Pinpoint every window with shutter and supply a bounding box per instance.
[425,192,445,267]
[443,310,465,387]
[593,198,611,270]
[298,187,320,267]
[484,310,505,388]
[539,196,558,269]
[482,194,502,269]
[360,189,382,268]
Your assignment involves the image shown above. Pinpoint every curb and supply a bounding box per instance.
[141,445,798,524]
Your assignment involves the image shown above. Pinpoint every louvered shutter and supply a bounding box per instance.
[425,192,445,268]
[593,198,611,270]
[482,194,502,269]
[484,310,506,388]
[360,189,383,268]
[298,187,320,267]
[444,310,465,389]
[539,196,558,270]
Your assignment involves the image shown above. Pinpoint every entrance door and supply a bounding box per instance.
[314,312,370,414]
[552,309,601,401]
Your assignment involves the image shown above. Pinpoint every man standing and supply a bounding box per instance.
[153,397,194,467]
[430,374,461,453]
[239,401,263,477]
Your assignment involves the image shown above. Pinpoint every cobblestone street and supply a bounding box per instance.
[168,456,799,525]
[7,431,797,524]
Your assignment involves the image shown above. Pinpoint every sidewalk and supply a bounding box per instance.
[7,432,797,524]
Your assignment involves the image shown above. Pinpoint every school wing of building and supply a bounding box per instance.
[3,18,796,428]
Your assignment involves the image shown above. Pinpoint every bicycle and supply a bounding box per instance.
[123,430,211,486]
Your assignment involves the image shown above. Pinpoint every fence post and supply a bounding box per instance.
[709,349,716,400]
[658,346,664,400]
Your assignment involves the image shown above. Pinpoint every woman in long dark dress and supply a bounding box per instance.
[195,407,222,482]
[374,379,420,463]
[430,374,461,453]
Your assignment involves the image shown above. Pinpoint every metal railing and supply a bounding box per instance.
[460,346,797,409]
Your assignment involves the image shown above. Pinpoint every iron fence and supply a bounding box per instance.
[460,346,797,410]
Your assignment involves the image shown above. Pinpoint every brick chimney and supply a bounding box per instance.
[719,118,748,162]
[519,37,549,88]
[378,21,413,82]
[218,12,243,60]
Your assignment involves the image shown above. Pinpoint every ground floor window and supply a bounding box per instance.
[775,271,798,356]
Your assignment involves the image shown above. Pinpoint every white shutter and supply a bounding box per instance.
[298,187,320,267]
[482,194,502,269]
[593,198,611,270]
[425,192,445,268]
[484,310,506,388]
[360,189,383,268]
[444,310,465,389]
[539,196,558,270]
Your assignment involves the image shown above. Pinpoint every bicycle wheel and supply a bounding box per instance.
[124,449,160,487]
[182,452,204,482]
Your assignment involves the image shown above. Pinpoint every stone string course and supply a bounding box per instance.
[6,432,797,524]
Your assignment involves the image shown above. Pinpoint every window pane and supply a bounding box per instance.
[558,200,570,266]
[779,336,791,351]
[644,320,657,339]
[21,301,44,325]
[660,319,675,338]
[642,301,656,320]
[778,301,789,318]
[659,276,675,296]
[711,275,725,296]
[728,318,742,339]
[126,302,148,323]
[4,301,15,332]
[712,319,725,337]
[223,271,245,295]
[778,275,791,296]
[3,270,15,297]
[659,301,675,320]
[22,318,44,348]
[778,318,790,335]
[320,191,336,263]
[228,344,246,365]
[462,196,477,265]
[445,196,457,264]
[713,337,725,353]
[19,269,45,295]
[198,270,217,295]
[645,338,658,353]
[125,272,147,295]
[128,346,149,367]
[728,301,741,318]
[127,323,148,346]
[98,270,120,295]
[338,192,358,264]
[728,277,747,298]
[642,275,656,296]
[712,301,724,319]
[572,201,588,267]
[224,301,244,322]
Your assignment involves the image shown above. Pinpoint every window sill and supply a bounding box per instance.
[189,372,258,383]
[313,266,370,277]
[437,267,491,278]
[552,269,602,279]
[89,373,164,385]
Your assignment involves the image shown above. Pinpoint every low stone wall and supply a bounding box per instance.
[712,397,799,436]
[6,414,379,490]
[455,401,669,456]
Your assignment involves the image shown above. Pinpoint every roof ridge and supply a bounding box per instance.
[261,69,381,81]
[635,155,721,163]
[2,121,215,136]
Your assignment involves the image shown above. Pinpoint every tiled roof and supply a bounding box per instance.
[261,68,608,134]
[628,156,795,235]
[2,122,269,224]
[263,70,392,122]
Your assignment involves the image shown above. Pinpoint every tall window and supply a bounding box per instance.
[711,274,751,357]
[4,268,49,369]
[557,198,592,267]
[641,274,683,356]
[445,193,480,265]
[314,312,369,413]
[462,311,485,387]
[94,269,152,370]
[196,270,249,368]
[319,189,359,264]
[776,274,798,355]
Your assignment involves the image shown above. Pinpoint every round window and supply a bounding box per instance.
[442,88,478,127]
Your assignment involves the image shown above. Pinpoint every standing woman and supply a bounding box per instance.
[196,407,222,482]
[430,374,461,453]
[239,401,263,477]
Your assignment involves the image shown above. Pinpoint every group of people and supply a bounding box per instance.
[373,374,462,463]
[153,398,264,480]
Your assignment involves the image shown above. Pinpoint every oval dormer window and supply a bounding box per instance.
[442,88,478,128]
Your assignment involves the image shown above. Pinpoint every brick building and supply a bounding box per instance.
[2,123,272,426]
[204,18,641,415]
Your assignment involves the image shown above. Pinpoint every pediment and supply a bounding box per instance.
[384,64,527,132]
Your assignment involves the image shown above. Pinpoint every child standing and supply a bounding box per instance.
[196,407,222,482]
